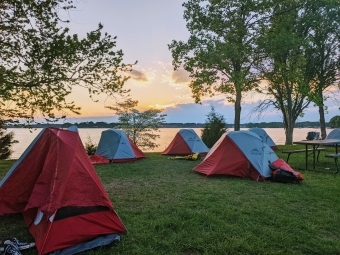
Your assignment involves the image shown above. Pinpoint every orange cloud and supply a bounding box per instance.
[130,69,148,81]
[171,69,191,83]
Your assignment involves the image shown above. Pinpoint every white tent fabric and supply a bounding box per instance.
[179,129,209,153]
[248,128,277,149]
[228,131,279,177]
[326,129,340,140]
[96,129,135,160]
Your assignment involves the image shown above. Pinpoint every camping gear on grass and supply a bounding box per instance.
[248,127,277,150]
[0,127,126,255]
[194,130,293,181]
[306,131,317,140]
[269,158,303,184]
[0,238,35,255]
[168,153,201,160]
[90,129,145,164]
[162,129,209,156]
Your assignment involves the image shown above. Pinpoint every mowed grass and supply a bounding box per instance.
[1,145,340,255]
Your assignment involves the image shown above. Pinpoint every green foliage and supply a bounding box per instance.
[107,99,167,149]
[84,135,97,156]
[168,0,340,141]
[329,115,340,128]
[1,147,340,254]
[0,0,133,123]
[303,0,340,138]
[201,106,227,148]
[255,0,340,143]
[256,1,311,143]
[0,120,18,159]
[168,0,263,130]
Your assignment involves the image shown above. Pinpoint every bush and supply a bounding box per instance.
[329,115,340,128]
[84,135,97,156]
[201,106,228,148]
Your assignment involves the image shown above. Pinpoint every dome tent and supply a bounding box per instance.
[326,128,340,141]
[90,129,146,164]
[194,131,300,181]
[248,127,277,150]
[162,129,209,156]
[0,127,126,255]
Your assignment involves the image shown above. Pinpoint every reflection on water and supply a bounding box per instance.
[7,127,331,160]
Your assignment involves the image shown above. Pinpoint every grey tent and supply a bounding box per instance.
[162,129,209,155]
[90,129,145,164]
[248,128,277,150]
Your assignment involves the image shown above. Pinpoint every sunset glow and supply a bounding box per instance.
[59,0,340,124]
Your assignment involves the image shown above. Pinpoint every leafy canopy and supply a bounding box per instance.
[168,0,264,130]
[255,0,340,144]
[0,0,133,122]
[107,99,167,150]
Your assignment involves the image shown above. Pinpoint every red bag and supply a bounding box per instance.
[269,158,304,183]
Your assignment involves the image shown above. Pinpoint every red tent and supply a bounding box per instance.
[194,131,301,182]
[162,132,192,155]
[0,127,126,255]
[162,129,209,156]
[194,132,261,180]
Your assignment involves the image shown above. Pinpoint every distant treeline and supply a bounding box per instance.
[6,121,327,129]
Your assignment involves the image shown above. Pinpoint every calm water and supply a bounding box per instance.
[7,127,332,159]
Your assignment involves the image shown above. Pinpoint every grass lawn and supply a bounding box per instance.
[0,144,340,255]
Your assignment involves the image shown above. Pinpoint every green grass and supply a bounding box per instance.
[1,145,340,255]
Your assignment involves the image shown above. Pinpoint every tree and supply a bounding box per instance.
[107,99,167,150]
[84,135,97,156]
[0,0,133,123]
[201,106,227,148]
[0,119,18,159]
[329,115,340,128]
[168,0,264,131]
[302,0,340,139]
[256,0,340,144]
[256,0,312,144]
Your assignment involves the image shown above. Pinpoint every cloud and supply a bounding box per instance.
[130,69,148,81]
[161,98,284,124]
[158,64,191,90]
[162,99,236,123]
[171,69,191,84]
[61,95,339,124]
[148,103,176,110]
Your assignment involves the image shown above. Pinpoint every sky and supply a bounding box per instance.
[60,0,340,124]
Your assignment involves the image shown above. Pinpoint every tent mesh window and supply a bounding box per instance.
[54,206,110,221]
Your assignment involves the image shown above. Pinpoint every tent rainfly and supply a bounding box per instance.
[161,129,209,156]
[326,128,340,143]
[248,127,277,150]
[90,129,146,164]
[194,130,298,181]
[0,127,126,255]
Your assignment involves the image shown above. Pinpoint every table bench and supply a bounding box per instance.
[282,147,326,163]
[325,153,340,174]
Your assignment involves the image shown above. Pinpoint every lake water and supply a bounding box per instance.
[7,127,331,159]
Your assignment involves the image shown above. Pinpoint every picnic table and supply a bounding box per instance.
[293,139,340,173]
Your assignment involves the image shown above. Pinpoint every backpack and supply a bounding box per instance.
[306,131,316,140]
[269,160,301,184]
[271,168,300,184]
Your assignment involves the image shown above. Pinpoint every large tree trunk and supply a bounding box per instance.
[318,105,327,139]
[234,89,242,131]
[284,119,295,145]
[284,125,294,144]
